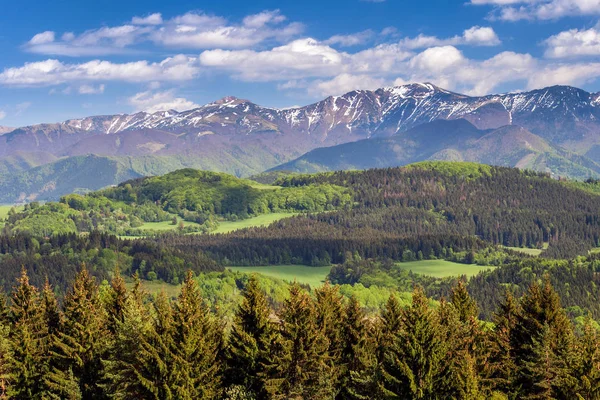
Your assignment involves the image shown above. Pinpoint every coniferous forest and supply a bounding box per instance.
[3,162,600,398]
[0,268,599,399]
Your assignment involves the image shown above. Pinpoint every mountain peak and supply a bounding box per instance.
[211,96,251,107]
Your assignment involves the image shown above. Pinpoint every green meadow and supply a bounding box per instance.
[228,265,332,288]
[395,260,494,278]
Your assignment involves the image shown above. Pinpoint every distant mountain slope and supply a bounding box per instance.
[272,119,600,179]
[2,83,600,202]
[0,126,13,135]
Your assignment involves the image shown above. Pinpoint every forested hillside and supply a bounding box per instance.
[1,169,351,237]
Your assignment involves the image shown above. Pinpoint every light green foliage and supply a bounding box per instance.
[228,265,332,289]
[404,161,493,180]
[394,260,494,278]
[5,168,351,236]
[211,213,298,234]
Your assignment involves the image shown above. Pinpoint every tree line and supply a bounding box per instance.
[1,267,600,399]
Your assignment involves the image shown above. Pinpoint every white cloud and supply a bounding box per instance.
[308,73,387,96]
[24,9,304,56]
[0,110,5,120]
[0,55,200,86]
[472,0,600,20]
[527,62,600,88]
[200,38,347,81]
[29,31,55,45]
[152,11,303,49]
[324,30,374,47]
[78,84,105,94]
[242,10,286,28]
[544,27,600,58]
[400,26,501,49]
[409,46,467,73]
[128,90,199,113]
[132,13,163,25]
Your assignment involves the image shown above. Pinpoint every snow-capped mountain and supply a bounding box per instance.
[2,83,600,203]
[45,83,600,146]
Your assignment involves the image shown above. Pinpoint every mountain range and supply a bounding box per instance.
[2,83,600,203]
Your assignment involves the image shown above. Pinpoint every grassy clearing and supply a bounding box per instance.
[502,242,547,256]
[212,213,298,234]
[228,265,332,288]
[504,247,543,256]
[136,219,202,232]
[395,260,494,278]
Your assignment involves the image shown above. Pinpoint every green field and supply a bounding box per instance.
[504,247,543,256]
[503,242,547,256]
[212,213,298,234]
[395,260,494,278]
[229,265,332,288]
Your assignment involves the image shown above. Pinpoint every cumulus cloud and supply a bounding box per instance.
[128,90,200,113]
[0,110,5,120]
[324,30,374,47]
[24,9,303,56]
[544,27,600,58]
[29,31,55,45]
[200,38,348,81]
[132,13,163,25]
[308,73,387,96]
[400,26,501,49]
[0,55,200,86]
[472,0,600,21]
[409,46,467,73]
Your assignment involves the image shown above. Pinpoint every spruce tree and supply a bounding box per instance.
[264,282,333,399]
[105,268,128,335]
[40,279,62,336]
[486,290,519,395]
[447,281,487,398]
[512,278,577,399]
[338,295,370,400]
[381,286,450,399]
[171,270,222,399]
[8,269,47,399]
[102,290,176,399]
[573,317,600,400]
[225,275,277,399]
[314,282,345,393]
[101,284,156,399]
[45,268,109,399]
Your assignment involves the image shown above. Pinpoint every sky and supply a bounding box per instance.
[2,0,600,127]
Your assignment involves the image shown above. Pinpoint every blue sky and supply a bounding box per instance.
[2,0,600,126]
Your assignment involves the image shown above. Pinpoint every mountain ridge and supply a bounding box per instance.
[2,83,600,202]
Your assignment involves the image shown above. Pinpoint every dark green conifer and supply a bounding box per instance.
[171,270,222,399]
[264,282,333,399]
[225,275,277,398]
[513,278,577,399]
[8,269,47,399]
[487,290,519,395]
[381,286,450,399]
[573,317,600,399]
[45,268,109,399]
